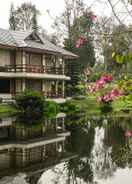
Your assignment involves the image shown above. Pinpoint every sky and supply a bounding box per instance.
[0,0,113,33]
[0,0,65,33]
[0,0,131,34]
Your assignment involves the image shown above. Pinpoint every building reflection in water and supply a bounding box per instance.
[0,113,74,183]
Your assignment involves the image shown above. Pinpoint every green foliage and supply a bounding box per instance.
[113,95,132,113]
[15,90,45,119]
[100,102,113,113]
[61,96,100,116]
[0,104,17,117]
[61,100,81,114]
[112,52,132,65]
[118,76,132,95]
[43,100,60,119]
[64,11,96,91]
[88,72,102,82]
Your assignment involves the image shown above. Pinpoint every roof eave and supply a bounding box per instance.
[22,46,62,55]
[0,43,17,49]
[62,54,79,59]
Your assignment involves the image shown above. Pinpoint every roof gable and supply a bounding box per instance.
[25,31,44,44]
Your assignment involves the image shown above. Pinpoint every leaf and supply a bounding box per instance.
[128,52,132,62]
[115,54,124,64]
[112,52,116,58]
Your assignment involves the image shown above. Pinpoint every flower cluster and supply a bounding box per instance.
[90,14,97,21]
[100,74,112,82]
[75,36,86,48]
[125,130,132,137]
[88,74,121,103]
[88,74,113,93]
[97,88,121,103]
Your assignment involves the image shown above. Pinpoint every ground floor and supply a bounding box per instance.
[0,78,65,99]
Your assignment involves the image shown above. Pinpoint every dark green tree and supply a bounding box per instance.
[64,11,96,95]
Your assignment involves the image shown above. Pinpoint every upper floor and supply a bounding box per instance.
[0,49,65,75]
[0,28,78,79]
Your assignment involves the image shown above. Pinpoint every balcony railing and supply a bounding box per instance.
[11,91,64,99]
[0,64,64,75]
[43,91,64,98]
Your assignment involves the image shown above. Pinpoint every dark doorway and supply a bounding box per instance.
[0,80,10,93]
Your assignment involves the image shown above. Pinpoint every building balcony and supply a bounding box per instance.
[0,64,65,75]
[0,65,70,80]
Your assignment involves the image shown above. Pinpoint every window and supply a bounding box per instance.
[0,80,10,93]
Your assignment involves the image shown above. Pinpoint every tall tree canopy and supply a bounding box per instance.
[64,11,96,69]
[9,2,40,31]
[64,10,96,93]
[51,1,96,93]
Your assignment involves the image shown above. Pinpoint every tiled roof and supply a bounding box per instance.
[0,28,78,58]
[0,28,16,46]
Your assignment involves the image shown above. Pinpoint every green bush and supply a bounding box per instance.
[113,95,132,113]
[15,90,45,120]
[44,100,60,118]
[61,100,80,114]
[88,72,102,82]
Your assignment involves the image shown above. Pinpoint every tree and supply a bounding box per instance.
[9,2,40,31]
[64,10,96,94]
[9,3,17,30]
[52,0,85,41]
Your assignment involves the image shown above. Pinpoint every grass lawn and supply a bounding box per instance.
[0,104,18,117]
[65,95,101,116]
[65,95,132,117]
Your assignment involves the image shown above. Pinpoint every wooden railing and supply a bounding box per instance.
[43,91,64,98]
[11,91,64,99]
[0,64,64,75]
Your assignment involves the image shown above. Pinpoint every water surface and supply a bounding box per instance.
[0,115,132,184]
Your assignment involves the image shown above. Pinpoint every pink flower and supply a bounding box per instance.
[91,15,97,21]
[110,88,121,99]
[88,85,97,93]
[96,79,105,88]
[75,36,86,48]
[103,93,112,102]
[125,130,132,137]
[100,74,112,82]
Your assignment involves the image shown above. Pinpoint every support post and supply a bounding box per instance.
[22,51,26,72]
[62,58,65,75]
[62,80,65,98]
[42,54,46,73]
[56,81,59,97]
[22,79,26,91]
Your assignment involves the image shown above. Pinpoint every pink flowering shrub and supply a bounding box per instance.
[88,74,121,105]
[75,36,86,48]
[91,15,97,21]
[97,88,121,103]
[88,74,113,93]
[125,130,132,137]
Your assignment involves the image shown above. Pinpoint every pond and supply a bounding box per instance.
[0,114,132,183]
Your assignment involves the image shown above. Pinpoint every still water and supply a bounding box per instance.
[0,114,132,183]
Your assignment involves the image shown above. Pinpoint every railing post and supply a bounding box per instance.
[22,79,26,92]
[42,54,46,73]
[62,58,65,75]
[22,51,26,72]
